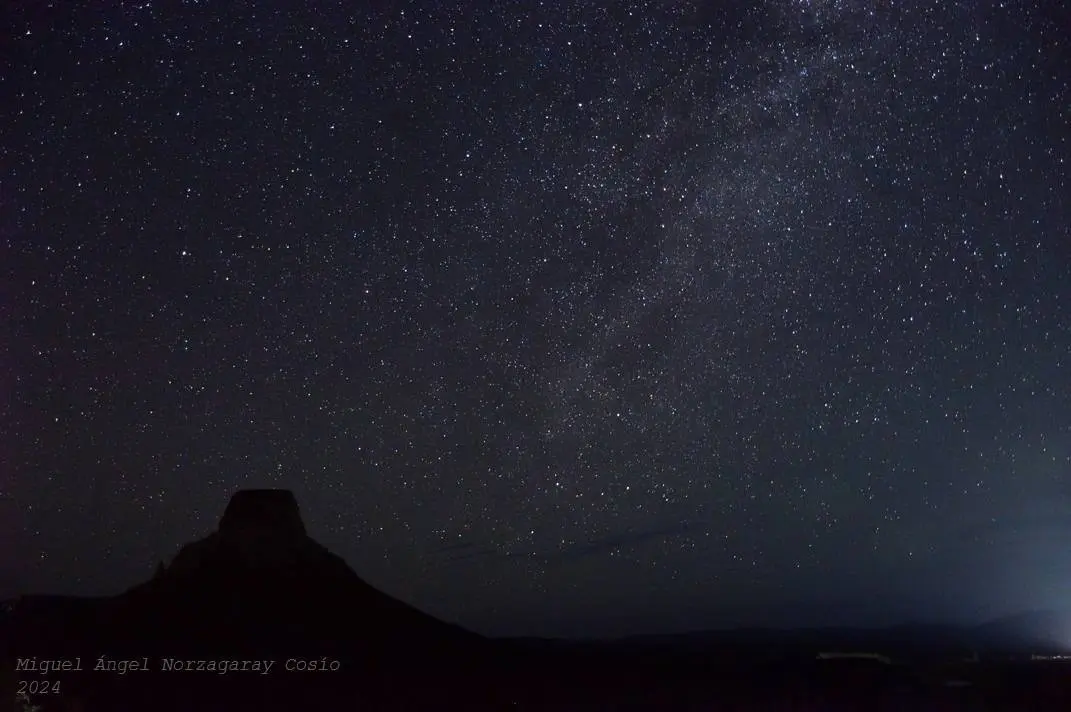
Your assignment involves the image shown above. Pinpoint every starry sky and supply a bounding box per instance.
[2,0,1069,639]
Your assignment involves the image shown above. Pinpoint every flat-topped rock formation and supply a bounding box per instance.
[118,489,482,652]
[150,488,325,576]
[219,488,306,537]
[1,489,501,712]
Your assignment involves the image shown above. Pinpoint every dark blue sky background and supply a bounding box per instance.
[2,0,1069,638]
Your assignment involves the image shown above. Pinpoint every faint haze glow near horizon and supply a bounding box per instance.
[2,1,1069,638]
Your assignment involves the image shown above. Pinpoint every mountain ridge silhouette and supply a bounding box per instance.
[4,490,1070,711]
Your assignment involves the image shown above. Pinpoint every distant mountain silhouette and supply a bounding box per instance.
[971,609,1071,651]
[576,613,1071,660]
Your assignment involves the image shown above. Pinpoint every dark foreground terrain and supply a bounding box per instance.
[5,623,1071,711]
[4,490,1070,711]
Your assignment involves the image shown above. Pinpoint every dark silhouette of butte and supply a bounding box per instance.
[222,487,308,534]
[2,489,499,712]
[121,488,482,651]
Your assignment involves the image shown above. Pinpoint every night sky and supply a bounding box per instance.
[2,0,1069,639]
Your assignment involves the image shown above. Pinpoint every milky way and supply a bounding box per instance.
[3,0,1068,637]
